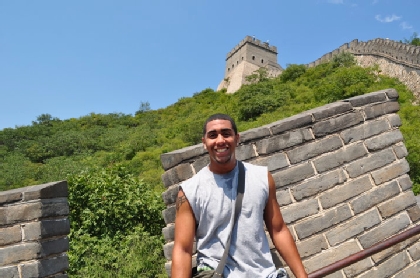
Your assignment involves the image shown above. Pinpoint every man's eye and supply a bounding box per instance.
[222,132,232,138]
[208,134,217,139]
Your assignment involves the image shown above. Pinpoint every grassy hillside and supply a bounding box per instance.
[1,53,419,276]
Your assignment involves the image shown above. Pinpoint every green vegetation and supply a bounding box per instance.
[1,52,419,276]
[401,32,420,46]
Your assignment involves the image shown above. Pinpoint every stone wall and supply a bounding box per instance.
[308,38,420,102]
[217,35,283,93]
[160,89,420,277]
[0,181,70,278]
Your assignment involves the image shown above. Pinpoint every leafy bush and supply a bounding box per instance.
[67,166,165,275]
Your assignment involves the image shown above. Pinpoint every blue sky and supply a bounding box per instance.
[0,0,418,130]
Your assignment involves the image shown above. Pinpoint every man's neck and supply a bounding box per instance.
[209,159,237,174]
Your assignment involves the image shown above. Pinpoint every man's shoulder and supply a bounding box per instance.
[242,161,267,172]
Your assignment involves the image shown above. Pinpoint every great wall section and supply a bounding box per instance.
[1,38,420,278]
[308,38,420,103]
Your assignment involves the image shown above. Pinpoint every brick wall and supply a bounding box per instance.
[0,181,70,278]
[160,88,420,277]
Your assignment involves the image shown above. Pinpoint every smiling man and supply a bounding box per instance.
[171,114,307,278]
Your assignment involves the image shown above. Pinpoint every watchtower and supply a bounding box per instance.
[217,35,283,93]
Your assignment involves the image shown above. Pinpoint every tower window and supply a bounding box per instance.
[261,59,264,63]
[252,56,255,60]
[232,64,234,68]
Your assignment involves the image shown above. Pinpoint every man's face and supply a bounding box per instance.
[202,119,239,171]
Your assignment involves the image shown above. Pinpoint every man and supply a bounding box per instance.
[172,114,307,278]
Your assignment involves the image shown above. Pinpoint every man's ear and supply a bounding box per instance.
[236,134,240,146]
[202,137,207,149]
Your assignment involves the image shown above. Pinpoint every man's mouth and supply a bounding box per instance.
[215,148,228,153]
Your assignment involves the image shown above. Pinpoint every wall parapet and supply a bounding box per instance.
[226,35,278,60]
[308,38,420,70]
[160,88,420,277]
[0,181,70,278]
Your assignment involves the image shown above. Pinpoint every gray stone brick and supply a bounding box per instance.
[342,258,373,277]
[161,163,194,188]
[312,111,364,138]
[309,101,353,121]
[364,130,404,151]
[0,266,19,278]
[383,88,399,99]
[40,237,69,257]
[235,144,256,161]
[160,144,205,170]
[372,234,420,263]
[287,135,342,164]
[272,162,315,189]
[393,142,408,158]
[239,126,271,142]
[378,191,417,218]
[358,212,411,248]
[303,240,361,274]
[276,189,292,206]
[398,174,413,191]
[364,101,400,120]
[256,128,313,155]
[162,205,176,225]
[40,198,69,218]
[164,241,174,260]
[371,159,410,185]
[394,260,420,278]
[20,254,69,278]
[350,180,400,215]
[0,189,22,204]
[22,218,70,240]
[295,204,352,240]
[0,225,21,246]
[407,205,420,222]
[387,113,401,127]
[282,199,319,224]
[345,148,396,178]
[340,118,389,144]
[296,234,328,259]
[408,240,420,261]
[292,169,347,201]
[357,251,410,278]
[268,114,313,135]
[0,242,40,265]
[313,142,367,173]
[162,185,179,206]
[1,202,41,225]
[320,175,372,209]
[253,152,289,172]
[325,209,381,246]
[345,91,387,107]
[22,181,68,201]
[192,155,209,173]
[162,224,175,242]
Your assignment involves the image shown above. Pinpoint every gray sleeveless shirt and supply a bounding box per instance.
[181,162,276,277]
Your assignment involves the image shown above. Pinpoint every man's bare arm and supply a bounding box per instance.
[264,172,308,278]
[171,189,196,278]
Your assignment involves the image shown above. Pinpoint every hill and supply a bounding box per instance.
[1,52,419,275]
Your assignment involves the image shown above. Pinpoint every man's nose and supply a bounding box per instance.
[216,134,225,143]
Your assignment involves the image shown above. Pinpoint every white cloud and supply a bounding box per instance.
[327,0,344,4]
[375,14,401,23]
[400,22,413,30]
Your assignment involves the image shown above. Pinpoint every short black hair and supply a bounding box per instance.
[202,113,238,136]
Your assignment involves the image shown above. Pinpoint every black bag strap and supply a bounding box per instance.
[213,161,245,278]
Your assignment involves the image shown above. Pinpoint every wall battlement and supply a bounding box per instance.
[226,35,278,60]
[308,38,420,69]
[0,181,70,278]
